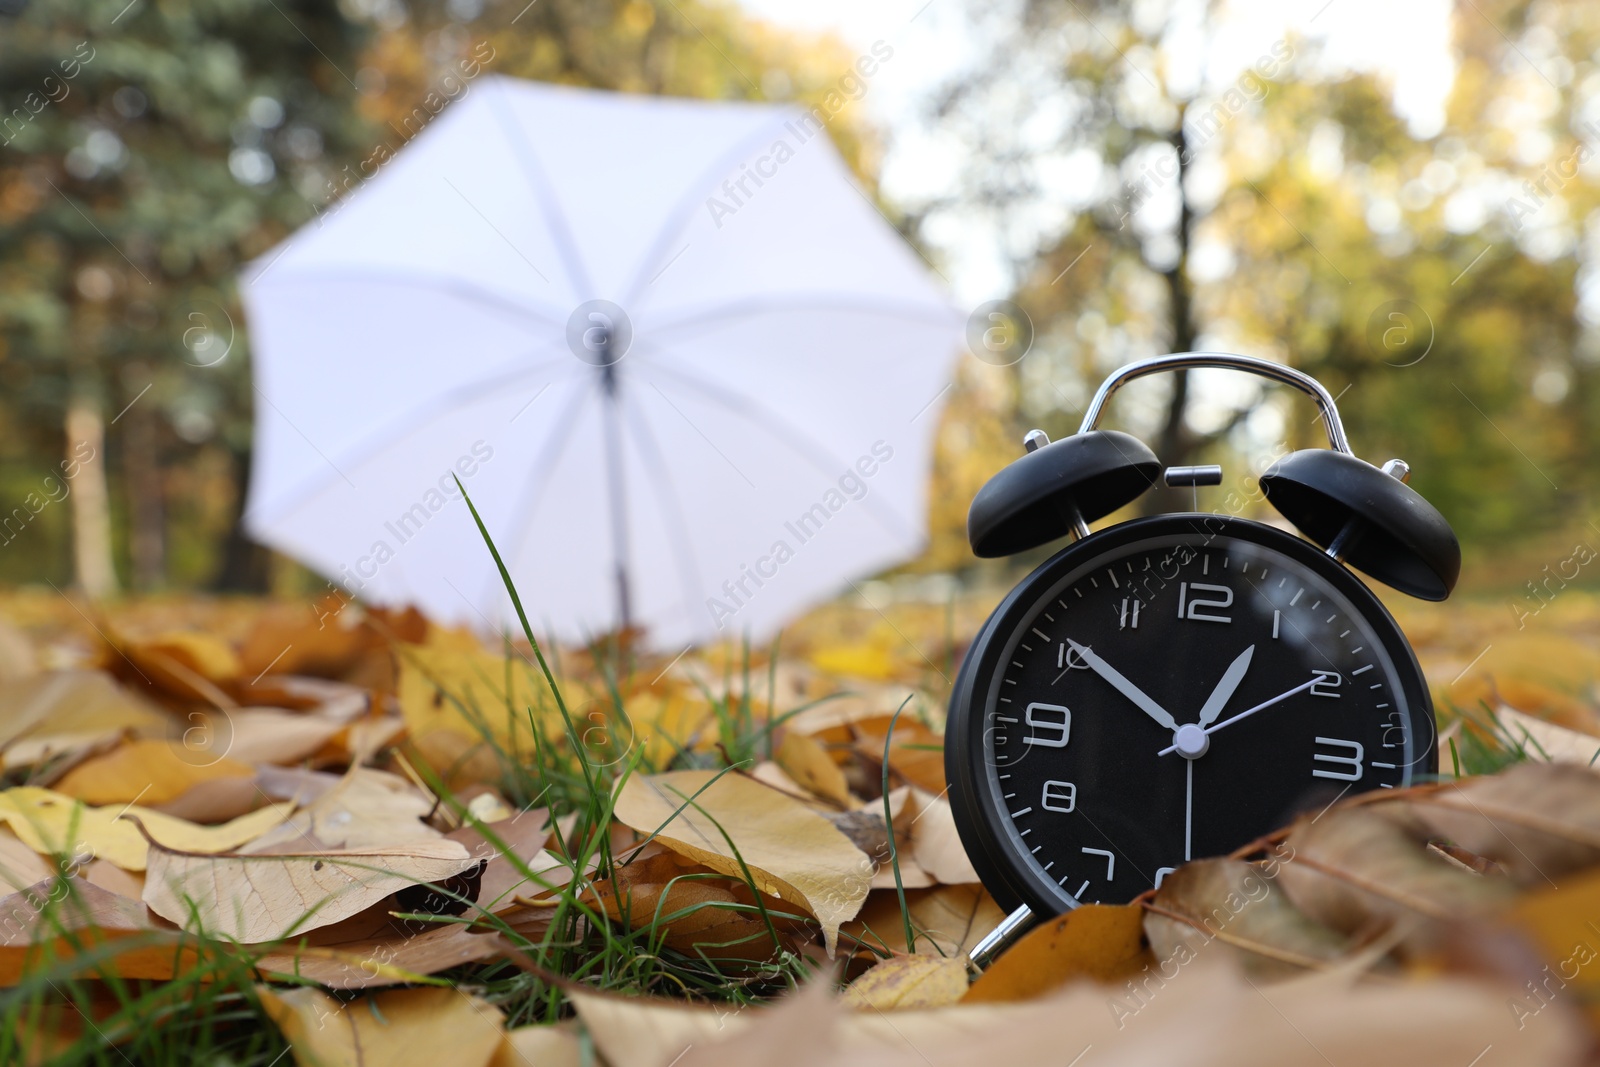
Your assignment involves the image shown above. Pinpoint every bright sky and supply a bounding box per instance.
[736,0,1458,304]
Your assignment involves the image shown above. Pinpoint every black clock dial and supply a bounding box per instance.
[947,515,1435,915]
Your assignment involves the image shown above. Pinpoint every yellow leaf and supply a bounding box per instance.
[53,739,253,806]
[397,628,549,753]
[0,787,292,872]
[844,884,1006,958]
[259,986,504,1067]
[0,670,171,771]
[775,731,853,807]
[1506,864,1600,1031]
[143,836,478,943]
[0,878,192,985]
[963,903,1151,1003]
[840,954,969,1010]
[612,771,872,955]
[241,766,439,853]
[492,1025,582,1067]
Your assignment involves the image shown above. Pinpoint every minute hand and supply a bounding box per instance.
[1157,677,1319,757]
[1066,638,1179,732]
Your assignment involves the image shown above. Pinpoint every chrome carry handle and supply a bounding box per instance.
[1076,352,1353,456]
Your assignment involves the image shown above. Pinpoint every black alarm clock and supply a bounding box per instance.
[947,352,1459,960]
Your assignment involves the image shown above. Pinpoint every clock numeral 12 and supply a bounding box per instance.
[1312,736,1364,781]
[1022,702,1071,748]
[1177,581,1233,623]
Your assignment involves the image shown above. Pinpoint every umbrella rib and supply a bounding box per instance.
[486,78,595,299]
[618,113,794,305]
[632,356,919,544]
[255,265,568,330]
[620,389,709,633]
[246,349,571,524]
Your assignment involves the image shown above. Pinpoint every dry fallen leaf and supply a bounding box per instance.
[0,670,171,771]
[142,835,479,942]
[105,629,241,704]
[259,985,504,1067]
[964,903,1150,1003]
[1505,864,1600,1032]
[844,884,1006,958]
[588,848,804,959]
[256,920,507,989]
[0,878,191,985]
[574,956,1584,1067]
[52,739,253,806]
[612,771,872,955]
[1143,858,1351,979]
[840,954,969,1010]
[900,788,978,885]
[0,787,293,871]
[243,766,439,853]
[853,717,945,794]
[1493,706,1600,765]
[775,732,854,808]
[492,1024,582,1067]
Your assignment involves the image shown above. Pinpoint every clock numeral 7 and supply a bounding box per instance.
[1022,702,1071,748]
[1177,581,1233,623]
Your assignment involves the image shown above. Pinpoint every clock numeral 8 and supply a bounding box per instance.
[1041,779,1077,812]
[1022,702,1071,748]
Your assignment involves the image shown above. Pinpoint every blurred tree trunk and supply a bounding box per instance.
[1142,114,1197,515]
[122,396,165,590]
[65,396,118,598]
[212,444,270,592]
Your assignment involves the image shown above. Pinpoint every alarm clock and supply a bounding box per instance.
[947,352,1459,959]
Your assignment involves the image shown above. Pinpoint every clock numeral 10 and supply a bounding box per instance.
[1041,779,1077,812]
[1177,581,1233,623]
[1312,736,1364,781]
[1022,702,1071,748]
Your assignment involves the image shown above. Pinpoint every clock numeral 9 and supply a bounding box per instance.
[1177,581,1233,623]
[1022,702,1071,748]
[1041,779,1077,812]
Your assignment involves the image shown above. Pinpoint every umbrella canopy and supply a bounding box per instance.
[242,77,959,648]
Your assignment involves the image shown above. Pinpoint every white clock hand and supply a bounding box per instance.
[1066,638,1179,733]
[1197,644,1255,729]
[1157,676,1319,757]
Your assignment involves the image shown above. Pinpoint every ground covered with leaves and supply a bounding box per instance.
[0,574,1599,1065]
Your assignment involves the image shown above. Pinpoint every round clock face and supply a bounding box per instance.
[946,514,1435,916]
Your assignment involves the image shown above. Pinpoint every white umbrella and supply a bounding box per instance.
[242,77,959,649]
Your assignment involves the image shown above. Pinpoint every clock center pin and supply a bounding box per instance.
[1172,723,1210,760]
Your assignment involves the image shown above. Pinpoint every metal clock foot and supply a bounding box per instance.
[967,903,1035,971]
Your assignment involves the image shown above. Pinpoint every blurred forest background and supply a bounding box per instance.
[1,0,1597,609]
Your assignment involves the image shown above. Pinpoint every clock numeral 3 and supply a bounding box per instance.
[1022,702,1071,748]
[1312,736,1364,781]
[1041,779,1077,812]
[1177,581,1233,623]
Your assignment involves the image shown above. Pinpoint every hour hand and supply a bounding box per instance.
[1197,645,1255,729]
[1065,638,1179,733]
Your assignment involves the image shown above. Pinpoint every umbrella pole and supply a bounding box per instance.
[600,363,633,634]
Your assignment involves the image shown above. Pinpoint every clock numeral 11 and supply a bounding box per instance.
[1118,597,1142,629]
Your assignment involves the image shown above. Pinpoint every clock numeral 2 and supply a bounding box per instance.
[1312,736,1364,781]
[1310,670,1342,698]
[1022,702,1071,748]
[1041,779,1077,812]
[1177,581,1233,623]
